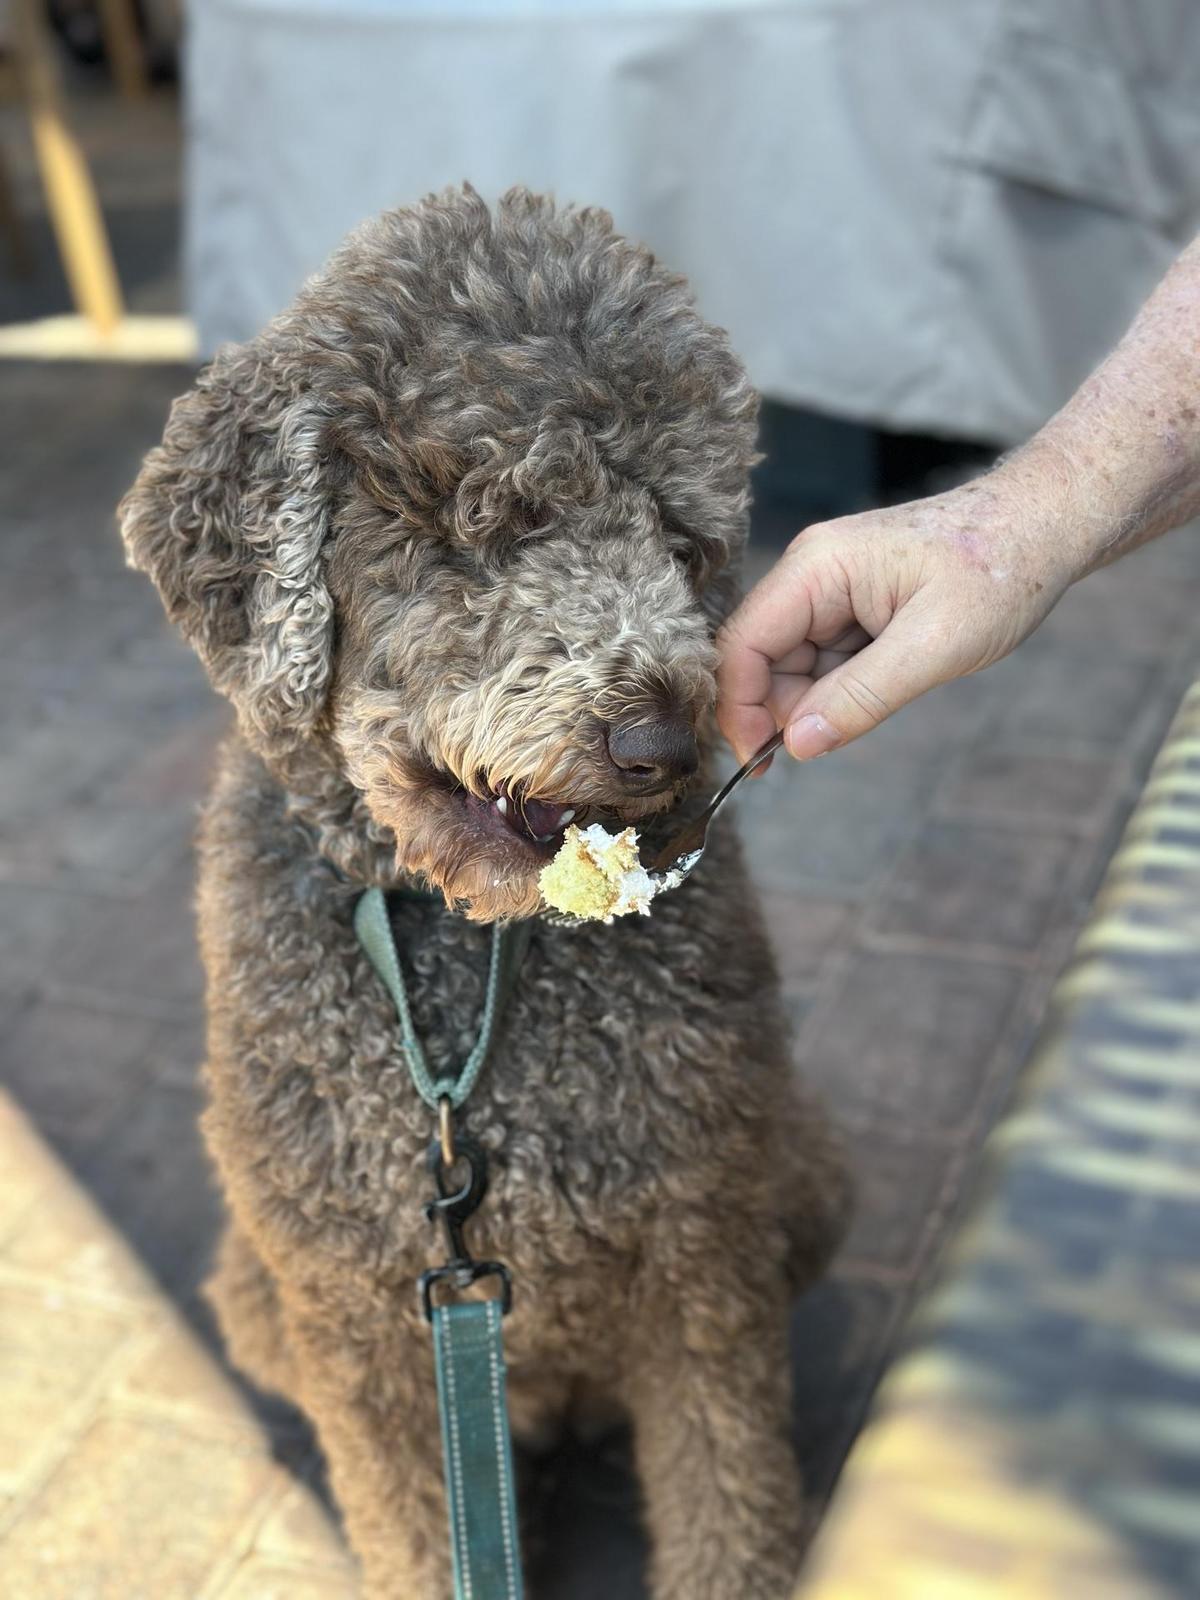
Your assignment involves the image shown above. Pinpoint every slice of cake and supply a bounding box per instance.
[539,823,661,921]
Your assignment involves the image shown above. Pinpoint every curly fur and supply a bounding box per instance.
[120,187,849,1599]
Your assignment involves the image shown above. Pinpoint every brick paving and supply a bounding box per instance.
[5,80,1200,1600]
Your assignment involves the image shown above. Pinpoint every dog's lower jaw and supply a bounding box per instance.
[348,773,544,920]
[432,861,546,923]
[387,827,545,922]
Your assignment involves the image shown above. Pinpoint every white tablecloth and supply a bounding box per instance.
[186,0,1200,445]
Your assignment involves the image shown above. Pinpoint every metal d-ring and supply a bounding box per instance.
[438,1095,456,1169]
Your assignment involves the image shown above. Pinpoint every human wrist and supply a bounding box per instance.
[978,437,1106,592]
[995,398,1199,586]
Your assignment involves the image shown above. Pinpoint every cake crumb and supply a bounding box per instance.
[540,823,665,921]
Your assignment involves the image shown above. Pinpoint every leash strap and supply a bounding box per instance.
[354,884,531,1600]
[432,1300,524,1600]
[354,885,531,1109]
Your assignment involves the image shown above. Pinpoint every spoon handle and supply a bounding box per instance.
[647,730,784,874]
[702,729,785,824]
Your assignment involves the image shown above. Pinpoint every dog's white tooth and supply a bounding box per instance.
[495,795,509,816]
[559,808,576,825]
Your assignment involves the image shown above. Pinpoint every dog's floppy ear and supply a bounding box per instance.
[119,339,334,754]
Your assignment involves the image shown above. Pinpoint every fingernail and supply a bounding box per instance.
[785,713,841,760]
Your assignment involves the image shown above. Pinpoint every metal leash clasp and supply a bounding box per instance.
[419,1125,513,1320]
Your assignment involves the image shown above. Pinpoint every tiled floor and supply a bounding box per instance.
[4,76,1200,1600]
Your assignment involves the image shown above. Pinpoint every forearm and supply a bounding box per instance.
[1001,234,1200,580]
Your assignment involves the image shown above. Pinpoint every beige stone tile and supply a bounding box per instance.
[114,1316,261,1435]
[253,1477,351,1571]
[1,1413,275,1600]
[0,1174,159,1305]
[76,1077,219,1299]
[214,1557,359,1600]
[0,1279,135,1496]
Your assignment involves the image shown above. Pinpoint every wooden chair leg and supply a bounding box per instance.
[13,0,124,334]
[0,143,34,276]
[97,0,149,100]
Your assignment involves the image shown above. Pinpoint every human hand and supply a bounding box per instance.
[717,466,1082,766]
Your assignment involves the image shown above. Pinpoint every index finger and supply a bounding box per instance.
[716,558,819,761]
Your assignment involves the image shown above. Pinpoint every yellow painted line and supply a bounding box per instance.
[1082,1045,1200,1085]
[1036,1144,1199,1198]
[1101,839,1200,871]
[798,682,1200,1599]
[1075,920,1200,954]
[1139,775,1200,803]
[1071,1091,1200,1139]
[1095,1484,1200,1540]
[1108,1403,1200,1454]
[1053,974,1200,1026]
[1130,1328,1200,1376]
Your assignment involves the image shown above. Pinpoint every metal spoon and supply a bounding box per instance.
[646,730,784,882]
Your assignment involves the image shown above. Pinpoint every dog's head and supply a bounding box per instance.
[121,188,757,919]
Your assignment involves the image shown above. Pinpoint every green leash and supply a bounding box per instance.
[432,1300,523,1600]
[355,886,530,1600]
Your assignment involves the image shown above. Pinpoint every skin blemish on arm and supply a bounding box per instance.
[950,527,1009,581]
[950,529,991,570]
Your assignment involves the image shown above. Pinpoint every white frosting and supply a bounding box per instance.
[576,823,685,920]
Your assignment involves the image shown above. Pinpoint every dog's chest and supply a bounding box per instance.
[389,902,682,1146]
[312,903,714,1251]
[205,838,775,1278]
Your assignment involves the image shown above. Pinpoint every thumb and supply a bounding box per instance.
[783,613,950,759]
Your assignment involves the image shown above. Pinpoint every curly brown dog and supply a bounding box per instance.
[120,187,849,1600]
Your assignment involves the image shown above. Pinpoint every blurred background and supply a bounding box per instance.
[2,3,1200,1596]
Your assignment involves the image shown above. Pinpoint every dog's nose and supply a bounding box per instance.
[606,716,699,791]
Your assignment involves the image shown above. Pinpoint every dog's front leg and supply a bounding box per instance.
[629,1234,806,1600]
[287,1305,455,1600]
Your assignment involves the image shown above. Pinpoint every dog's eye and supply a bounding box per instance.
[663,519,703,580]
